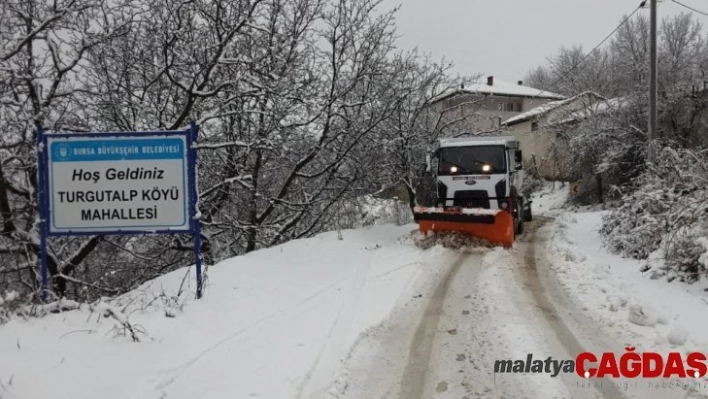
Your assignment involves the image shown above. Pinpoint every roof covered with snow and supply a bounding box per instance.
[553,97,629,126]
[502,91,606,126]
[438,136,517,148]
[432,77,566,103]
[502,99,571,126]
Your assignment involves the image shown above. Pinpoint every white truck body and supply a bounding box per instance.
[422,136,531,236]
[432,137,523,208]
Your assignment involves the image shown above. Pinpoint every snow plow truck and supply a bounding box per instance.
[413,136,532,248]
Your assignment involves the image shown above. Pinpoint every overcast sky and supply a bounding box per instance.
[383,0,708,83]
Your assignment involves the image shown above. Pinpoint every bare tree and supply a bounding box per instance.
[0,0,134,298]
[0,0,465,305]
[659,13,704,91]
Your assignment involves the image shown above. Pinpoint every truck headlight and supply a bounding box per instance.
[482,164,491,172]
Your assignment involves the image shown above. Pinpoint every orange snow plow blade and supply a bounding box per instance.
[413,207,515,248]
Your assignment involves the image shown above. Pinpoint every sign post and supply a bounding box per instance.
[37,126,203,301]
[188,122,203,298]
[37,125,50,302]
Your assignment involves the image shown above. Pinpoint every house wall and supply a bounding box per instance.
[509,121,549,174]
[509,121,573,180]
[509,93,605,181]
[432,93,554,133]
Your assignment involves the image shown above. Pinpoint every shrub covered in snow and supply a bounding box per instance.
[519,168,547,199]
[335,196,413,230]
[601,147,708,282]
[0,291,22,324]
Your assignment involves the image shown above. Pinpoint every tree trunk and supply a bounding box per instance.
[595,174,604,204]
[246,149,263,253]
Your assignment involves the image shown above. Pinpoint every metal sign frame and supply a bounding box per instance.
[36,122,203,300]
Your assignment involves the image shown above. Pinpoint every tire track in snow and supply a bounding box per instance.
[527,219,708,399]
[332,219,697,399]
[155,275,350,390]
[367,261,420,281]
[297,252,375,399]
[510,218,620,399]
[397,252,468,399]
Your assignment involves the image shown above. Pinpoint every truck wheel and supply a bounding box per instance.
[516,213,524,235]
[514,199,524,235]
[524,204,533,222]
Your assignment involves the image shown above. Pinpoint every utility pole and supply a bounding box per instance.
[649,0,658,164]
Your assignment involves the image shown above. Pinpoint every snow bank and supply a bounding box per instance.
[412,230,496,252]
[529,181,569,217]
[543,211,708,366]
[600,147,708,282]
[0,224,453,399]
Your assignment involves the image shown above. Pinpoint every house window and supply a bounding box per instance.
[498,102,516,112]
[531,122,539,131]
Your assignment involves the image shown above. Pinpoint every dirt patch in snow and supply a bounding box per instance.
[411,230,494,252]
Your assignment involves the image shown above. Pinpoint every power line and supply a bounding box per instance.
[671,0,708,17]
[534,4,644,98]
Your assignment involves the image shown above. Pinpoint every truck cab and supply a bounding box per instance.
[425,136,531,234]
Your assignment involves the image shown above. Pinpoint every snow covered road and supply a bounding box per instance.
[3,203,708,398]
[331,218,706,399]
[331,218,607,398]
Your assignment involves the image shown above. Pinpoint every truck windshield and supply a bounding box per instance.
[438,145,506,175]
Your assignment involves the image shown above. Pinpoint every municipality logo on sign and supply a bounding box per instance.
[55,144,71,161]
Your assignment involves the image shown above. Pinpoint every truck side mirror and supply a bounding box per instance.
[515,150,523,170]
[425,154,432,173]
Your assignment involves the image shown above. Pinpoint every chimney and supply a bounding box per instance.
[487,76,494,86]
[518,80,523,86]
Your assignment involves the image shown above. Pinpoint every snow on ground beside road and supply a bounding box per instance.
[0,224,453,399]
[529,181,570,217]
[533,182,708,394]
[6,178,708,399]
[545,212,708,353]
